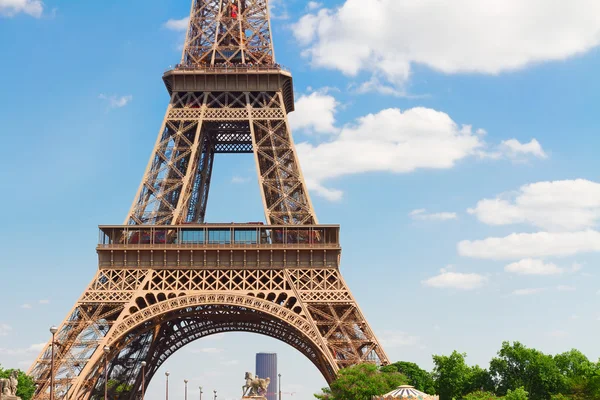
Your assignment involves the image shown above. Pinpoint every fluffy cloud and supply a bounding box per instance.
[99,94,133,109]
[378,331,419,347]
[189,347,223,354]
[498,139,547,160]
[410,209,457,221]
[511,288,546,296]
[292,0,600,87]
[164,17,189,32]
[20,303,32,309]
[295,103,544,200]
[307,1,322,11]
[0,342,46,356]
[422,270,487,290]
[504,259,564,276]
[0,0,43,18]
[468,179,600,231]
[459,230,600,260]
[288,91,338,134]
[0,324,12,336]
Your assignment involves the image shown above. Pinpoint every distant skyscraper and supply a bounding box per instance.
[256,353,277,400]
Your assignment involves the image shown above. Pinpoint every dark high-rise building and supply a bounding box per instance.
[256,352,278,400]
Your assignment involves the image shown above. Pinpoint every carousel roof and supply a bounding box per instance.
[373,385,439,400]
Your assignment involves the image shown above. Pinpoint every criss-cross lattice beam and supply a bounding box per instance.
[182,0,275,66]
[125,90,316,226]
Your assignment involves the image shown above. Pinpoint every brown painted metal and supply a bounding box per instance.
[27,1,389,399]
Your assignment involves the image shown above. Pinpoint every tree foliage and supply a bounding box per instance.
[463,390,499,400]
[314,363,407,400]
[432,351,493,400]
[0,366,36,400]
[505,387,529,400]
[390,361,436,394]
[314,343,600,400]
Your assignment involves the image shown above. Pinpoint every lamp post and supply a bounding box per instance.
[184,380,188,400]
[103,346,110,400]
[141,362,147,400]
[199,386,203,400]
[278,374,281,400]
[165,371,170,400]
[49,326,58,400]
[213,390,216,400]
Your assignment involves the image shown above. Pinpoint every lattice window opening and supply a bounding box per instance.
[171,92,205,109]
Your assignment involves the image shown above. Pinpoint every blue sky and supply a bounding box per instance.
[1,0,600,399]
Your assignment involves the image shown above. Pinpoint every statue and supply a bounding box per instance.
[241,372,270,399]
[0,370,20,400]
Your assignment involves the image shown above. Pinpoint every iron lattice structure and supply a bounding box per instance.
[28,1,389,399]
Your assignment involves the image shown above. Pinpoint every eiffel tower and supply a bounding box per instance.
[28,1,389,399]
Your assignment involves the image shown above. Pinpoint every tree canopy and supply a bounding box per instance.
[315,341,600,400]
[314,363,407,400]
[0,366,36,400]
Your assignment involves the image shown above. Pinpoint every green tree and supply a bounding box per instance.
[505,387,529,400]
[432,351,471,400]
[390,361,436,394]
[464,365,495,395]
[314,363,407,400]
[463,390,499,400]
[0,367,36,400]
[490,341,562,400]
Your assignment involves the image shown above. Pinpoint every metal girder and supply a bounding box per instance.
[125,90,317,225]
[28,265,388,400]
[182,0,275,66]
[28,1,390,399]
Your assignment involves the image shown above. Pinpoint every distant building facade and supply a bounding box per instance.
[256,352,277,400]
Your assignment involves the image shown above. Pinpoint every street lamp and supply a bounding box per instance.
[278,374,281,400]
[213,390,216,400]
[165,371,170,400]
[184,380,188,400]
[199,386,203,400]
[49,326,58,400]
[103,346,110,400]
[141,362,147,400]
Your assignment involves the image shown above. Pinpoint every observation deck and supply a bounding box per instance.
[162,64,295,113]
[97,224,340,270]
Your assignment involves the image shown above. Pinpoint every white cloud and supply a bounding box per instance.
[504,258,564,276]
[307,1,322,11]
[20,303,32,309]
[296,104,543,200]
[0,324,12,336]
[220,359,239,366]
[459,230,600,260]
[378,330,419,347]
[0,0,43,18]
[189,347,223,354]
[231,176,250,184]
[410,209,457,221]
[39,299,50,304]
[511,288,546,296]
[292,0,600,87]
[468,179,600,232]
[288,91,338,134]
[99,94,133,109]
[164,17,189,32]
[0,342,46,356]
[498,139,547,160]
[422,270,487,290]
[557,285,576,292]
[28,342,46,352]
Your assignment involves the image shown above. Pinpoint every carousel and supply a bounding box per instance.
[372,385,439,400]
